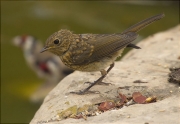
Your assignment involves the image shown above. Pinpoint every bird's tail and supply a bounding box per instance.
[121,13,165,34]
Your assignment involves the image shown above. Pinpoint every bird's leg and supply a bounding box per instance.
[70,63,114,95]
[84,69,107,85]
[96,63,114,85]
[107,63,114,73]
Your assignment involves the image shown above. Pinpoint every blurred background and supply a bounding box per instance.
[1,1,179,123]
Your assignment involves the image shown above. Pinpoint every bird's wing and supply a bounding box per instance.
[71,32,137,64]
[85,32,138,63]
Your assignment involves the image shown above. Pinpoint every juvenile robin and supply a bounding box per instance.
[41,13,165,95]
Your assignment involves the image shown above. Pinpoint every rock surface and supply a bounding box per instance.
[30,25,180,124]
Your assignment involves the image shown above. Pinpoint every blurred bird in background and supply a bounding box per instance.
[12,35,73,103]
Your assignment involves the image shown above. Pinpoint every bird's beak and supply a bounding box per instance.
[40,46,49,53]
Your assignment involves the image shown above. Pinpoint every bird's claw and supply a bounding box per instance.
[85,81,111,86]
[70,90,100,95]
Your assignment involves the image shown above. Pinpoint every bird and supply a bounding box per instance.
[12,35,73,102]
[40,13,165,95]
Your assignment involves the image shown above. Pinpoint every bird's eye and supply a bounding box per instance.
[54,39,60,44]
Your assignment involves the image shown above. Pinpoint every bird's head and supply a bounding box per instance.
[41,29,72,56]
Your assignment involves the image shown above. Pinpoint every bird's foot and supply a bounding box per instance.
[70,90,100,95]
[85,81,111,86]
[97,81,112,85]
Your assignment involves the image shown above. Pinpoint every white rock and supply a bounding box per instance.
[31,25,180,124]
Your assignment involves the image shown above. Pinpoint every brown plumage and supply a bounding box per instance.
[41,13,165,94]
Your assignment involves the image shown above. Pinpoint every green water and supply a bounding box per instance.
[1,1,179,123]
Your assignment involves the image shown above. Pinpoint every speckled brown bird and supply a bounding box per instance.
[41,13,165,94]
